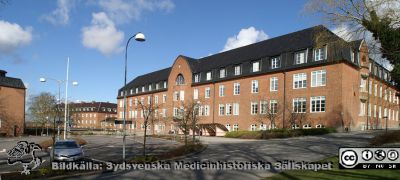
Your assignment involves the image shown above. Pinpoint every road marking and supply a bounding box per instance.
[0,149,5,153]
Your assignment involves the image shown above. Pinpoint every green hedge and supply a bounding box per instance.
[225,128,336,139]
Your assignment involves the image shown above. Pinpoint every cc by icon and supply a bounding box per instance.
[341,150,358,167]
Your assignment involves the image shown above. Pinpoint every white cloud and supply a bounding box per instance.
[41,0,76,26]
[222,27,269,52]
[98,0,175,24]
[0,20,32,54]
[81,12,124,55]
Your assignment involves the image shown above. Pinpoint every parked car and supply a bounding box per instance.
[51,140,84,161]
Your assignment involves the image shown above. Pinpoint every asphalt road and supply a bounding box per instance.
[0,135,180,174]
[75,131,382,180]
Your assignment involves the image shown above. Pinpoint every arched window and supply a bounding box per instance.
[176,74,185,85]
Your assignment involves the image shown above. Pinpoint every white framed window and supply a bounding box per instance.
[260,101,268,114]
[384,89,387,100]
[130,89,133,94]
[374,84,378,96]
[219,104,225,116]
[314,46,326,61]
[374,105,377,118]
[155,96,159,104]
[293,98,306,113]
[303,124,311,129]
[369,81,372,94]
[205,87,211,98]
[252,61,260,72]
[270,77,278,91]
[219,85,225,97]
[251,102,258,115]
[162,109,166,117]
[219,68,226,78]
[250,124,257,131]
[142,86,145,92]
[293,73,307,89]
[173,107,179,117]
[149,84,152,91]
[295,51,306,64]
[311,96,325,113]
[233,124,239,131]
[163,81,167,88]
[176,74,185,85]
[156,83,159,90]
[204,105,210,116]
[233,103,239,115]
[271,57,280,69]
[350,48,355,63]
[234,83,240,95]
[359,101,366,116]
[270,100,278,114]
[173,91,179,101]
[194,74,200,83]
[226,104,232,115]
[311,70,326,87]
[135,88,139,93]
[162,94,167,103]
[193,89,199,100]
[260,124,267,130]
[179,90,185,101]
[379,106,382,118]
[360,78,367,92]
[226,124,231,132]
[234,65,241,75]
[251,80,259,93]
[129,99,132,107]
[206,71,212,81]
[380,86,382,97]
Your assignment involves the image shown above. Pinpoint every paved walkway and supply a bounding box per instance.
[72,131,381,180]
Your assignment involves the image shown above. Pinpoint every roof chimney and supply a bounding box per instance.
[0,70,7,77]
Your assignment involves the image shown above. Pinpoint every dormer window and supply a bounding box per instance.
[350,48,355,63]
[142,86,145,92]
[294,51,306,64]
[314,46,326,61]
[156,83,159,90]
[194,74,200,83]
[234,65,241,75]
[252,61,260,72]
[219,68,226,78]
[206,71,212,81]
[163,81,167,88]
[148,84,152,91]
[130,89,133,94]
[135,88,138,93]
[176,74,185,85]
[271,57,280,69]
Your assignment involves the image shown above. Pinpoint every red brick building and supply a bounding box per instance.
[64,101,117,130]
[117,25,399,136]
[0,70,26,136]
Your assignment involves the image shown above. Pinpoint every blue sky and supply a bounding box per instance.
[1,0,324,103]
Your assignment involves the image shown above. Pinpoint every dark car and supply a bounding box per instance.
[51,140,84,161]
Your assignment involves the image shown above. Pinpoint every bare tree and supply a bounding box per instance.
[28,92,57,135]
[254,96,283,129]
[285,100,309,129]
[171,99,201,147]
[305,0,400,88]
[136,94,159,157]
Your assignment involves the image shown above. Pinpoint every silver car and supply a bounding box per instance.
[52,140,84,161]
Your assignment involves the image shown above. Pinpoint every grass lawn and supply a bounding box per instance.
[267,156,400,180]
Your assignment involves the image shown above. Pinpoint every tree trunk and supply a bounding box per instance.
[143,123,147,157]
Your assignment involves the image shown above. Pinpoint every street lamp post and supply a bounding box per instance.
[40,57,78,140]
[122,32,145,162]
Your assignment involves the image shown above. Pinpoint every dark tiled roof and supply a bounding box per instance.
[61,101,117,114]
[119,25,346,95]
[188,25,339,73]
[0,70,25,89]
[349,39,363,50]
[120,67,171,91]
